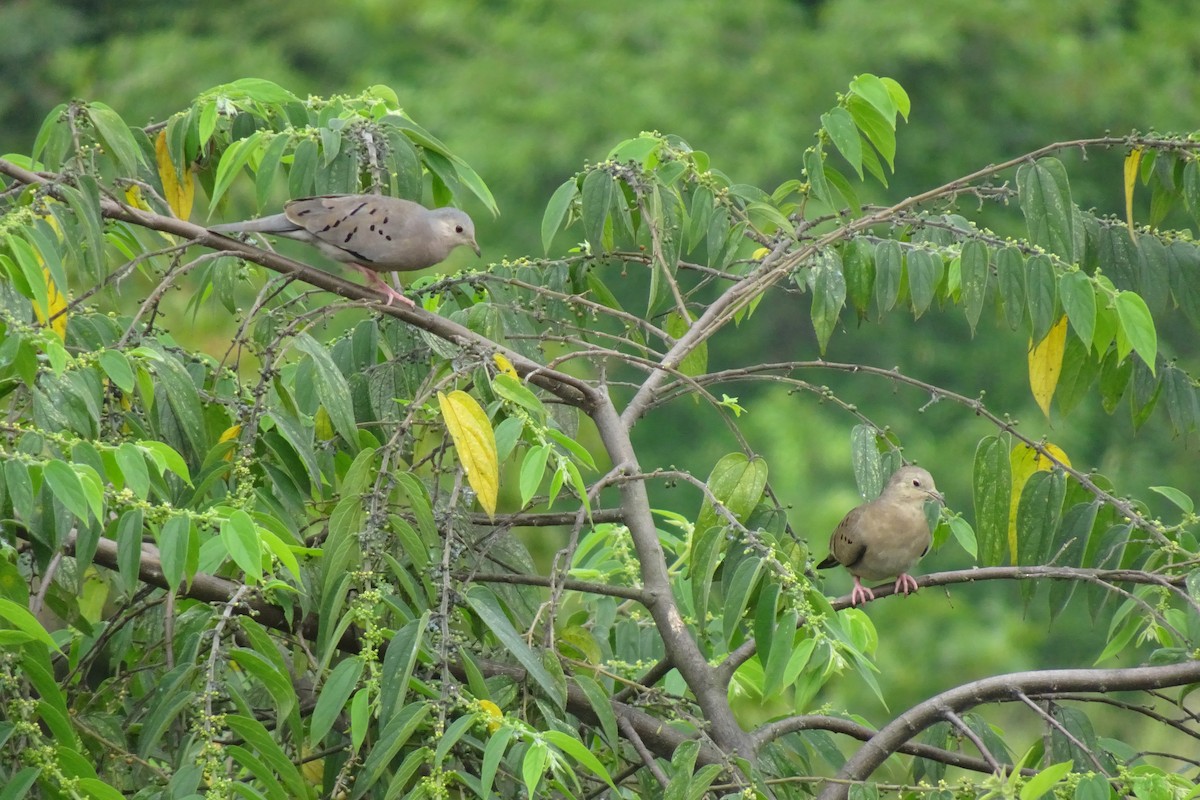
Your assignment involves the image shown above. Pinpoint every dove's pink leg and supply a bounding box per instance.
[350,264,415,308]
[893,573,920,596]
[849,577,876,606]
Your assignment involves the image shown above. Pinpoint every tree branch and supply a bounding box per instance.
[817,660,1200,800]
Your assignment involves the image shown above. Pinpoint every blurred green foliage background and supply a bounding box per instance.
[4,0,1197,730]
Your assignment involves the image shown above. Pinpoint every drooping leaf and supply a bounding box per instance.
[809,249,846,352]
[1114,291,1158,373]
[973,436,1011,566]
[1058,270,1096,351]
[821,107,863,179]
[960,240,989,333]
[906,248,941,318]
[1028,316,1068,419]
[438,390,498,518]
[1026,254,1058,344]
[541,178,578,254]
[874,240,902,315]
[1017,158,1074,260]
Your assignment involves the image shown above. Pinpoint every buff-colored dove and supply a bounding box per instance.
[817,465,943,605]
[211,194,480,307]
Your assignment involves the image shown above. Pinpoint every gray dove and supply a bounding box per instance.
[817,465,943,605]
[211,194,480,307]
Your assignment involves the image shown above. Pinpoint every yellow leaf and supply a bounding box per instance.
[1028,315,1068,419]
[219,424,242,461]
[478,699,503,733]
[300,745,324,785]
[751,247,771,260]
[438,390,498,518]
[29,236,68,341]
[1123,147,1141,237]
[492,353,518,379]
[314,406,335,441]
[156,130,195,220]
[123,184,152,212]
[1008,442,1071,561]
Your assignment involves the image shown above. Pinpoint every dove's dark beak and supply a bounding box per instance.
[471,241,481,257]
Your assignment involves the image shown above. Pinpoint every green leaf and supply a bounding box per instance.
[997,246,1027,330]
[1026,254,1058,345]
[158,515,193,591]
[1114,291,1158,373]
[850,424,886,500]
[843,239,875,320]
[1059,271,1096,351]
[98,350,135,394]
[574,673,618,749]
[0,599,57,649]
[465,586,565,708]
[821,107,863,179]
[210,131,263,210]
[1017,158,1075,259]
[697,453,769,533]
[973,436,1012,566]
[1019,761,1074,800]
[722,556,763,648]
[541,178,578,254]
[874,240,902,315]
[809,249,845,353]
[805,149,835,210]
[310,656,364,746]
[906,248,941,318]
[519,444,550,508]
[491,373,545,418]
[85,102,146,175]
[960,240,989,333]
[225,715,308,799]
[479,726,515,800]
[581,169,614,252]
[850,73,899,123]
[1015,470,1066,566]
[352,702,429,798]
[42,459,92,524]
[846,95,896,171]
[294,333,360,452]
[154,352,208,461]
[522,740,549,798]
[220,509,262,583]
[544,730,617,790]
[0,767,40,800]
[1149,485,1194,514]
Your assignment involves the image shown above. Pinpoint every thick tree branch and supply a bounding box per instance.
[817,660,1200,800]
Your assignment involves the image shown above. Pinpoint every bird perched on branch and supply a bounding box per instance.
[211,194,480,307]
[818,465,943,606]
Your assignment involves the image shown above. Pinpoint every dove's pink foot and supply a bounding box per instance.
[849,577,876,606]
[893,573,920,597]
[352,264,416,308]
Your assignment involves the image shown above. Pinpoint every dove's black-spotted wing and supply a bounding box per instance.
[818,504,868,569]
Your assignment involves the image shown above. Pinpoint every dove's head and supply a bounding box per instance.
[432,207,481,258]
[882,465,943,506]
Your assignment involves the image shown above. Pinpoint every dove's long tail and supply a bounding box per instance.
[210,213,299,234]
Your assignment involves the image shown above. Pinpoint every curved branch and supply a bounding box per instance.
[817,660,1200,800]
[752,715,1037,777]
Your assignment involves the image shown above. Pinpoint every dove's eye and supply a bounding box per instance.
[455,225,465,233]
[912,478,922,487]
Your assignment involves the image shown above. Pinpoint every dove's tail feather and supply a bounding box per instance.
[210,213,298,234]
